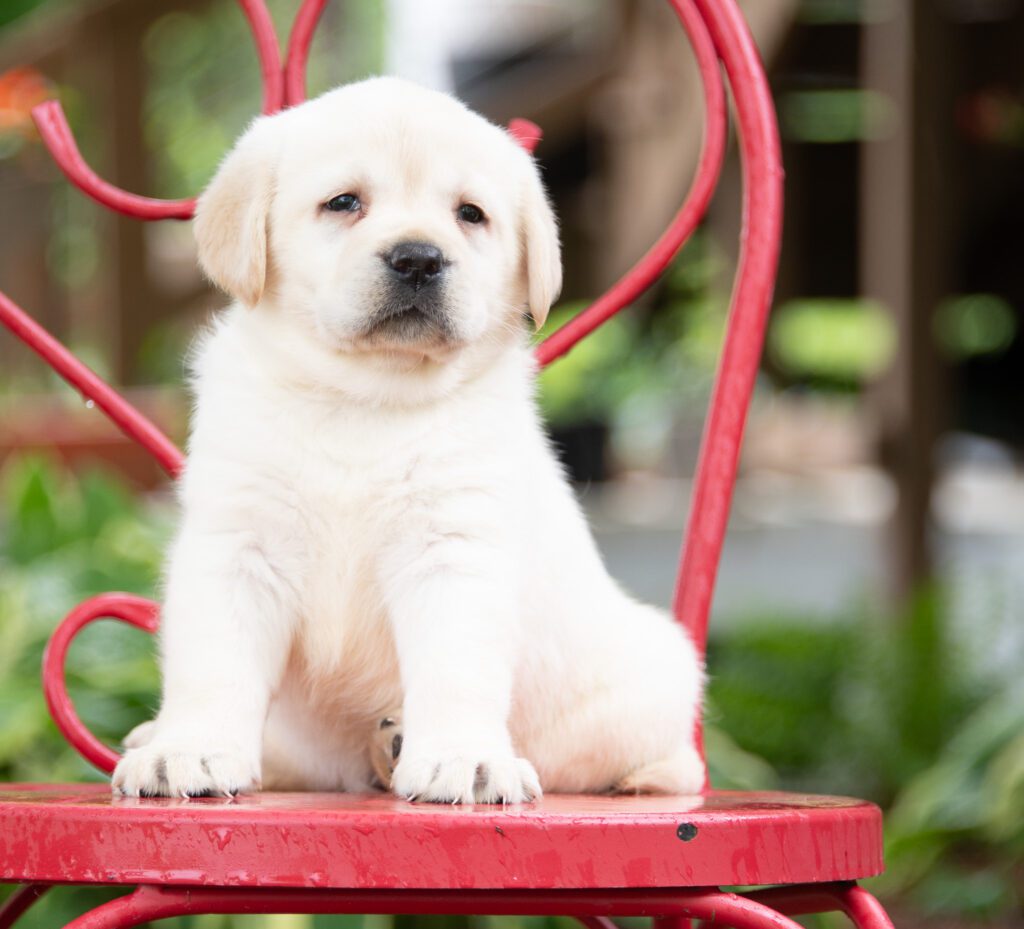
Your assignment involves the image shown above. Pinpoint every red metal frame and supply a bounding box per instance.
[31,0,283,220]
[0,885,47,929]
[41,595,160,774]
[0,3,897,929]
[0,883,896,929]
[0,291,184,478]
[672,0,783,655]
[533,0,727,369]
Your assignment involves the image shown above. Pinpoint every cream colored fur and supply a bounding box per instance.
[112,77,704,803]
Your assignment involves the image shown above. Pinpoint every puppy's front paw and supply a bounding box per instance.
[112,743,259,799]
[122,719,157,750]
[392,749,541,804]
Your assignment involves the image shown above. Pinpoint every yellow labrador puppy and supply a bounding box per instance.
[113,77,704,803]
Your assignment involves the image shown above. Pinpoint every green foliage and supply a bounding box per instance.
[0,455,169,785]
[143,6,266,199]
[768,298,895,387]
[706,621,862,789]
[0,456,168,925]
[143,0,387,201]
[0,0,62,30]
[877,681,1024,917]
[778,89,895,144]
[707,591,1023,919]
[537,304,638,426]
[537,233,727,430]
[934,293,1018,360]
[709,592,982,801]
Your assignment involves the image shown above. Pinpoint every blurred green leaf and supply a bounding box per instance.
[769,298,896,384]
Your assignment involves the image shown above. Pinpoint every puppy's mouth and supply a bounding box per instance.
[361,297,458,348]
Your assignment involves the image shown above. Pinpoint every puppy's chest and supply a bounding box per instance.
[264,396,515,597]
[286,418,469,585]
[290,400,487,509]
[289,435,464,692]
[295,431,447,535]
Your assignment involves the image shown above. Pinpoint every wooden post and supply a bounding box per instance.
[105,3,151,383]
[861,1,951,602]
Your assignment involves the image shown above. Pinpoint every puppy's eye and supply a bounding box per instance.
[457,203,485,225]
[324,193,361,213]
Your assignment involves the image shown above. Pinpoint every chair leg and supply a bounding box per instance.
[573,917,693,929]
[0,885,50,929]
[743,883,896,929]
[61,887,187,929]
[576,918,619,929]
[653,916,692,929]
[48,884,841,929]
[836,885,895,929]
[674,891,809,929]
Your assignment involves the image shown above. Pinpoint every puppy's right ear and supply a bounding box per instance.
[518,158,562,330]
[194,117,279,307]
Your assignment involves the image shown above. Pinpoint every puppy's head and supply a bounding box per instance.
[195,77,561,379]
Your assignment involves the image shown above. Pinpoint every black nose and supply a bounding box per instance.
[385,241,445,290]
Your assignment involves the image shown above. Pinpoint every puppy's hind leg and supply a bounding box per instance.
[524,599,705,796]
[370,711,404,789]
[613,744,705,795]
[122,720,157,750]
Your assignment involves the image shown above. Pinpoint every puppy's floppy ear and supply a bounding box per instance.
[194,116,280,307]
[518,159,562,330]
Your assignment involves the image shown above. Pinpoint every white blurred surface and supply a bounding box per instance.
[587,460,1024,679]
[385,0,597,89]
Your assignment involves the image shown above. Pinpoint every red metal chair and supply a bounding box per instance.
[0,2,897,929]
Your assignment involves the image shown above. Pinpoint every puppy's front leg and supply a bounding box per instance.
[113,525,295,798]
[382,534,539,805]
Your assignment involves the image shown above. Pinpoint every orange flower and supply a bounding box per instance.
[0,66,52,135]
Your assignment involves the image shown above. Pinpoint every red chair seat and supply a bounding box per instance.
[0,785,881,889]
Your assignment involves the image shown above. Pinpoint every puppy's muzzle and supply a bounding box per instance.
[364,240,456,345]
[385,241,445,292]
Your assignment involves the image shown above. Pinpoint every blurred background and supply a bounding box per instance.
[0,1,1022,927]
